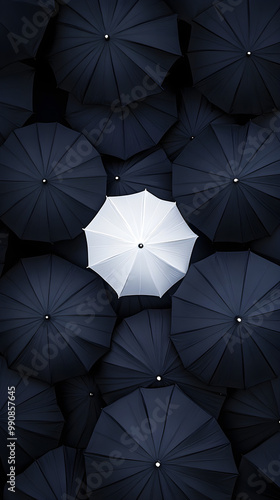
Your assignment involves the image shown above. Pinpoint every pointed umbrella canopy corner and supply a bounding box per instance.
[188,0,280,115]
[173,122,280,243]
[0,254,117,384]
[171,250,280,389]
[49,0,181,106]
[84,190,198,297]
[84,385,238,499]
[0,122,107,242]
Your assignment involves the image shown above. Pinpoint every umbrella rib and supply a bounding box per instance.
[157,386,175,457]
[13,131,43,176]
[239,251,250,311]
[103,411,152,456]
[173,295,233,320]
[139,390,157,455]
[237,184,276,234]
[191,266,236,315]
[106,199,136,239]
[45,122,58,175]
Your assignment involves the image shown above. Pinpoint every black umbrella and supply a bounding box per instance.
[0,0,56,68]
[164,0,213,22]
[66,91,178,160]
[49,0,181,106]
[0,222,9,277]
[0,63,34,145]
[0,122,107,242]
[233,434,280,500]
[104,148,172,200]
[0,254,116,384]
[96,309,226,418]
[0,356,64,474]
[173,122,280,243]
[252,224,280,266]
[188,0,280,114]
[3,446,88,500]
[220,377,280,454]
[162,86,233,161]
[56,373,103,449]
[85,385,238,499]
[171,251,280,388]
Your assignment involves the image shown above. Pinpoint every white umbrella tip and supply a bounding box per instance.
[155,461,161,468]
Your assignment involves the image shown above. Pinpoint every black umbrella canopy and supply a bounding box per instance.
[49,0,181,106]
[164,0,213,22]
[232,434,280,500]
[251,224,280,266]
[0,0,56,68]
[173,122,280,243]
[85,385,238,499]
[0,254,117,384]
[96,309,226,418]
[104,148,173,200]
[171,251,280,389]
[0,356,64,475]
[162,86,234,161]
[0,122,107,242]
[65,90,178,160]
[188,0,280,115]
[220,376,280,455]
[0,63,34,145]
[56,373,103,449]
[3,446,88,500]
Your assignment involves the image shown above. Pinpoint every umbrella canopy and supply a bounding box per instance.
[0,63,34,145]
[0,0,56,68]
[162,87,233,161]
[65,91,178,160]
[84,385,238,499]
[96,309,226,418]
[0,122,107,242]
[49,0,181,106]
[56,373,103,449]
[0,356,64,474]
[253,109,280,142]
[188,0,280,115]
[233,434,280,500]
[164,0,213,22]
[252,224,280,266]
[104,148,172,200]
[3,446,87,500]
[84,190,198,297]
[0,254,116,384]
[220,377,280,454]
[171,251,280,389]
[0,222,9,277]
[173,122,280,243]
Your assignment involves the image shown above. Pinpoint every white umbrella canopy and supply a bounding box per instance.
[84,190,198,297]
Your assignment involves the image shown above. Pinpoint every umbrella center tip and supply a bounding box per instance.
[104,34,110,40]
[190,135,195,140]
[115,175,120,181]
[44,314,50,320]
[89,392,94,397]
[246,51,252,56]
[233,178,239,183]
[236,316,242,323]
[155,461,161,468]
[156,375,162,381]
[138,243,144,249]
[42,178,48,184]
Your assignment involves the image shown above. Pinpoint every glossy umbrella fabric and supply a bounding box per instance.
[3,446,87,500]
[233,434,280,500]
[104,148,172,200]
[0,356,64,474]
[162,86,233,161]
[173,122,280,243]
[0,63,34,145]
[188,0,280,114]
[96,309,226,418]
[0,122,107,242]
[0,254,116,384]
[56,373,103,449]
[220,377,280,454]
[171,251,280,388]
[85,190,198,297]
[66,91,178,160]
[84,386,238,499]
[0,0,56,68]
[49,0,181,106]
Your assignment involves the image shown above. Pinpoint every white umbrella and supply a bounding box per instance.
[84,190,198,297]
